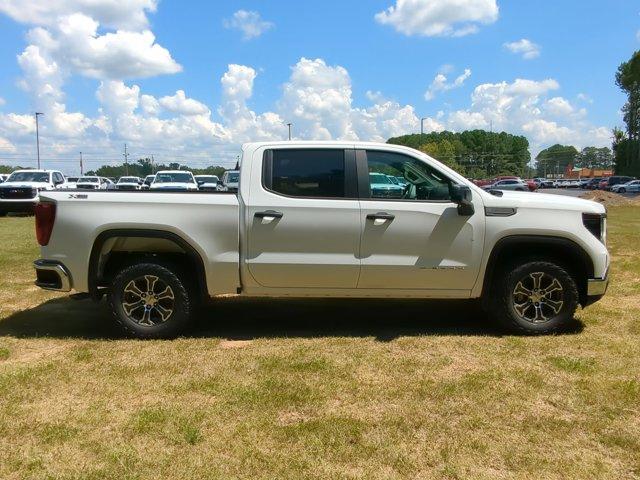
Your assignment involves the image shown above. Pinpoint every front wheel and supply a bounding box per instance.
[618,187,626,193]
[108,262,194,339]
[489,261,579,334]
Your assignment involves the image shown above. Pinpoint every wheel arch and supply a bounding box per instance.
[481,235,595,305]
[88,229,208,301]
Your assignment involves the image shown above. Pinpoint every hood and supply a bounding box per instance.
[481,189,605,214]
[150,182,197,190]
[0,181,51,189]
[117,182,139,186]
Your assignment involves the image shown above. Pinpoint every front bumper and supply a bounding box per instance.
[587,276,609,296]
[34,260,72,292]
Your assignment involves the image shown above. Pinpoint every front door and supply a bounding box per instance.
[246,148,361,289]
[357,149,484,293]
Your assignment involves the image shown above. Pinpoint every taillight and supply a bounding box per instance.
[35,202,56,246]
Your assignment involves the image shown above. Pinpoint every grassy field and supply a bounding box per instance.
[0,208,639,480]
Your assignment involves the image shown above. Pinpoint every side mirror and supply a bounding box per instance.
[450,184,475,216]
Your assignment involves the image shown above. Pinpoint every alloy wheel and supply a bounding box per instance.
[512,272,564,323]
[122,275,175,326]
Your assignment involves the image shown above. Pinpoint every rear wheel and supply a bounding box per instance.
[618,187,626,193]
[108,262,194,339]
[489,260,579,334]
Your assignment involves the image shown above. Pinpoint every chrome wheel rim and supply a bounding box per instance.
[512,272,564,324]
[122,275,175,326]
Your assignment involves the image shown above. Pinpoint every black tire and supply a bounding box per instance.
[618,187,626,193]
[489,260,579,335]
[108,262,194,339]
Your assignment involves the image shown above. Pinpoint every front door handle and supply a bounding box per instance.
[255,210,283,219]
[366,212,395,221]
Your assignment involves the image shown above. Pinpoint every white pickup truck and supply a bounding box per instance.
[33,141,609,338]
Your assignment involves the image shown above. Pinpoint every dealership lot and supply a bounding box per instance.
[0,207,639,479]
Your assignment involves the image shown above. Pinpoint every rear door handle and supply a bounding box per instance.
[366,212,395,221]
[254,210,283,219]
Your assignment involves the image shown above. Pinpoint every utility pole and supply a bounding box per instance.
[79,152,83,175]
[35,112,44,169]
[420,117,427,135]
[286,123,293,140]
[123,144,129,175]
[151,154,155,174]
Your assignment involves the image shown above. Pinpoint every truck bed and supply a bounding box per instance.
[39,190,241,295]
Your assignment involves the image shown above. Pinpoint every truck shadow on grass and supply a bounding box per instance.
[0,296,584,340]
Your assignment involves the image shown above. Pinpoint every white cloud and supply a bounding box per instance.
[577,93,593,104]
[425,68,471,100]
[375,0,499,37]
[224,10,274,40]
[503,38,541,60]
[30,13,181,80]
[159,90,209,116]
[0,0,157,30]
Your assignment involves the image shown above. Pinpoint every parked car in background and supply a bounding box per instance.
[369,172,405,198]
[142,175,155,190]
[76,176,109,190]
[584,178,603,190]
[611,179,640,194]
[0,169,66,215]
[482,179,529,192]
[116,176,142,190]
[34,140,609,339]
[218,170,240,192]
[534,178,556,189]
[195,175,220,192]
[150,171,198,191]
[64,177,79,189]
[599,176,634,191]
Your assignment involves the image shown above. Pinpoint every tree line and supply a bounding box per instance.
[614,50,640,177]
[84,158,229,178]
[387,130,533,179]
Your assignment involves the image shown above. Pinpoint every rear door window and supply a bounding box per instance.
[266,149,346,198]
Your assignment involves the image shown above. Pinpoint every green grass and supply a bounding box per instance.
[0,209,639,479]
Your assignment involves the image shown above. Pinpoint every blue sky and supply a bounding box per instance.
[0,0,638,172]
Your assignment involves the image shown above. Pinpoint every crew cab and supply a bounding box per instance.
[33,142,609,338]
[0,169,66,215]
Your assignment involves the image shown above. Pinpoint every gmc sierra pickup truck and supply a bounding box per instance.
[33,141,609,338]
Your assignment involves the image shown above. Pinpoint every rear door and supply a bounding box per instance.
[245,147,361,289]
[357,149,484,293]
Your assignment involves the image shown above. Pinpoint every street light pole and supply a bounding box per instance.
[286,123,293,140]
[79,152,83,175]
[35,112,44,169]
[123,144,130,175]
[420,117,429,135]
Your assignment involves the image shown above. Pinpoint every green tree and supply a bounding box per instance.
[388,130,530,179]
[535,144,578,177]
[575,147,614,169]
[614,51,640,175]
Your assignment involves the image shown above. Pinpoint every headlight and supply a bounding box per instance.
[582,212,607,245]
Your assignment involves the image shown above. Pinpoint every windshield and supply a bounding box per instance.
[67,177,79,182]
[369,173,392,184]
[226,172,239,182]
[197,176,219,183]
[6,171,49,183]
[118,177,138,183]
[78,177,99,183]
[155,173,195,184]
